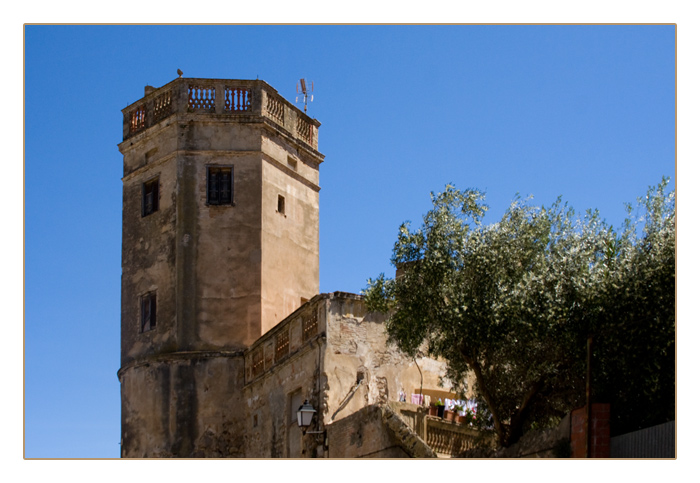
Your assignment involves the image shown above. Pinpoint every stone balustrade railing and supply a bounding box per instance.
[388,401,495,457]
[424,417,485,457]
[122,78,320,151]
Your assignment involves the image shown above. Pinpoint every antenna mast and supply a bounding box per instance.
[295,78,314,113]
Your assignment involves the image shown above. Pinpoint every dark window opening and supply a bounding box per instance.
[207,167,233,205]
[277,195,286,214]
[141,292,157,332]
[142,177,159,217]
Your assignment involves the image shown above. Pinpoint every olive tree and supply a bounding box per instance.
[364,180,674,447]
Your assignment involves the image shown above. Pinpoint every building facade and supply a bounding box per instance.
[117,77,470,458]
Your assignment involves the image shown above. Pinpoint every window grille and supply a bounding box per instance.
[207,167,233,205]
[275,328,290,362]
[252,347,264,378]
[302,310,318,342]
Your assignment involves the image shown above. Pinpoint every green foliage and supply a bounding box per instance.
[364,180,675,446]
[592,178,676,435]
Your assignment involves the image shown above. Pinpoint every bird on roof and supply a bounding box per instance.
[177,69,183,78]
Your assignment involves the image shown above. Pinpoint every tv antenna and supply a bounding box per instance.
[296,78,314,113]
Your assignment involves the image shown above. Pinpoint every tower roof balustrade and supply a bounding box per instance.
[121,77,321,152]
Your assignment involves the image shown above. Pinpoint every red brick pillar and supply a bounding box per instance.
[570,404,610,458]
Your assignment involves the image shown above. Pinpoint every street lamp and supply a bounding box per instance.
[296,399,328,455]
[297,400,325,435]
[297,400,316,431]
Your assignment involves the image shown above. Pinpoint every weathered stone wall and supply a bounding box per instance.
[120,123,180,365]
[240,292,452,458]
[119,353,245,457]
[242,295,328,457]
[323,294,448,426]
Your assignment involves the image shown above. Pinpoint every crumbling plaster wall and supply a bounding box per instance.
[120,124,179,364]
[323,294,447,426]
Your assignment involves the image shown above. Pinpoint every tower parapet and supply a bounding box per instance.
[122,78,320,151]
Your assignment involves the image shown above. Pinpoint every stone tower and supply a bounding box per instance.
[117,77,323,457]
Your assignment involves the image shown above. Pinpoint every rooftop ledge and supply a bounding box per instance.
[121,77,321,151]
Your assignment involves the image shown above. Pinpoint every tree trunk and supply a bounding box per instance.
[462,351,508,447]
[462,348,547,448]
[505,378,544,447]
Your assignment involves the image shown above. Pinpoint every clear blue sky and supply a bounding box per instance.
[24,25,676,459]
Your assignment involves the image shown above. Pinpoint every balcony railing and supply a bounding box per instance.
[388,401,496,457]
[122,78,320,151]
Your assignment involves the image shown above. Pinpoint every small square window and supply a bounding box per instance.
[142,177,159,217]
[277,195,285,215]
[207,167,233,205]
[140,291,157,332]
